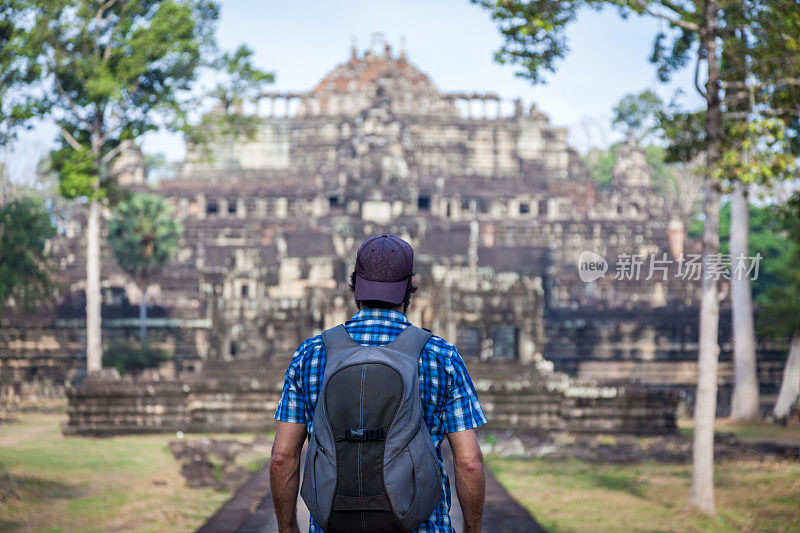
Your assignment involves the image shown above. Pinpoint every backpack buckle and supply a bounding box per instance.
[346,428,366,441]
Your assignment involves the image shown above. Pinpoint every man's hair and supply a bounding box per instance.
[349,270,417,314]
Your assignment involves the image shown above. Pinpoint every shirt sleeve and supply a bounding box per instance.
[442,348,488,434]
[273,343,310,424]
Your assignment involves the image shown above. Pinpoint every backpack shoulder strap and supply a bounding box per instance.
[321,324,359,356]
[386,325,432,360]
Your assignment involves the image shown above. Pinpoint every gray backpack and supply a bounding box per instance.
[300,324,444,532]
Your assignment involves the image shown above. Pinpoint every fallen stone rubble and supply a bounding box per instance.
[169,436,272,491]
[478,430,800,463]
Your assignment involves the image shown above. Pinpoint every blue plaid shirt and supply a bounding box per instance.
[274,307,487,533]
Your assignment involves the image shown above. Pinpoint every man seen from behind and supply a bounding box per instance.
[271,234,487,532]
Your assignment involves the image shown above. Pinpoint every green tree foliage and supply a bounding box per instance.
[108,194,182,287]
[659,108,706,163]
[760,193,800,421]
[718,118,796,188]
[473,1,709,87]
[212,45,275,115]
[584,91,668,189]
[474,0,800,515]
[103,338,168,375]
[612,89,664,142]
[0,0,219,372]
[108,193,182,345]
[583,144,619,188]
[643,145,681,193]
[607,91,704,217]
[0,195,56,308]
[584,90,702,224]
[715,1,799,181]
[0,2,39,145]
[583,140,683,195]
[749,204,795,310]
[185,44,275,154]
[757,194,800,341]
[688,201,793,304]
[723,0,800,154]
[474,0,591,84]
[2,0,220,183]
[143,152,172,182]
[474,0,799,161]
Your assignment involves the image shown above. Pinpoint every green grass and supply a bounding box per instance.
[246,457,268,472]
[0,412,268,533]
[678,417,800,444]
[487,455,800,532]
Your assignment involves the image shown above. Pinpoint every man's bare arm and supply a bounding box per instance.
[447,428,485,533]
[271,421,308,533]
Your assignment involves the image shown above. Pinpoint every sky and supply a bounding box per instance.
[2,0,705,185]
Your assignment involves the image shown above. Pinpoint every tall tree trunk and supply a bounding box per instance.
[85,200,103,373]
[140,286,147,347]
[773,333,800,419]
[730,181,760,420]
[691,0,722,516]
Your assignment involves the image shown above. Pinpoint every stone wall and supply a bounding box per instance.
[0,316,209,404]
[64,362,282,436]
[545,307,786,417]
[469,361,679,434]
[64,359,679,436]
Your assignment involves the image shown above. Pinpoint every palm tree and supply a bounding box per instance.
[108,194,182,346]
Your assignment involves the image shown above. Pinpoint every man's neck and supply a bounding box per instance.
[357,304,405,313]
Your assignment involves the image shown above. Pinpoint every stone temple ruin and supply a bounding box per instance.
[0,38,785,433]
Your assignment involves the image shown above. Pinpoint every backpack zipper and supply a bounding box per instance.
[359,364,366,533]
[358,363,366,496]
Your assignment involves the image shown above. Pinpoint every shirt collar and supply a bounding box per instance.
[346,307,411,326]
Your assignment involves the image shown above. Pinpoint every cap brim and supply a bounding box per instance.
[354,274,407,305]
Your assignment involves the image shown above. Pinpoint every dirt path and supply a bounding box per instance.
[0,413,62,447]
[199,441,546,533]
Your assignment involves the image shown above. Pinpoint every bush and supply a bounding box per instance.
[103,339,169,375]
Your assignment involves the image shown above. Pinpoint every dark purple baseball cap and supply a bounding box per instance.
[354,234,414,305]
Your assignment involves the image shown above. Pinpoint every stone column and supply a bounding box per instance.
[468,220,479,272]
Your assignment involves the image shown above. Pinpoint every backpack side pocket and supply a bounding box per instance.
[300,436,336,527]
[383,446,416,517]
[384,428,443,530]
